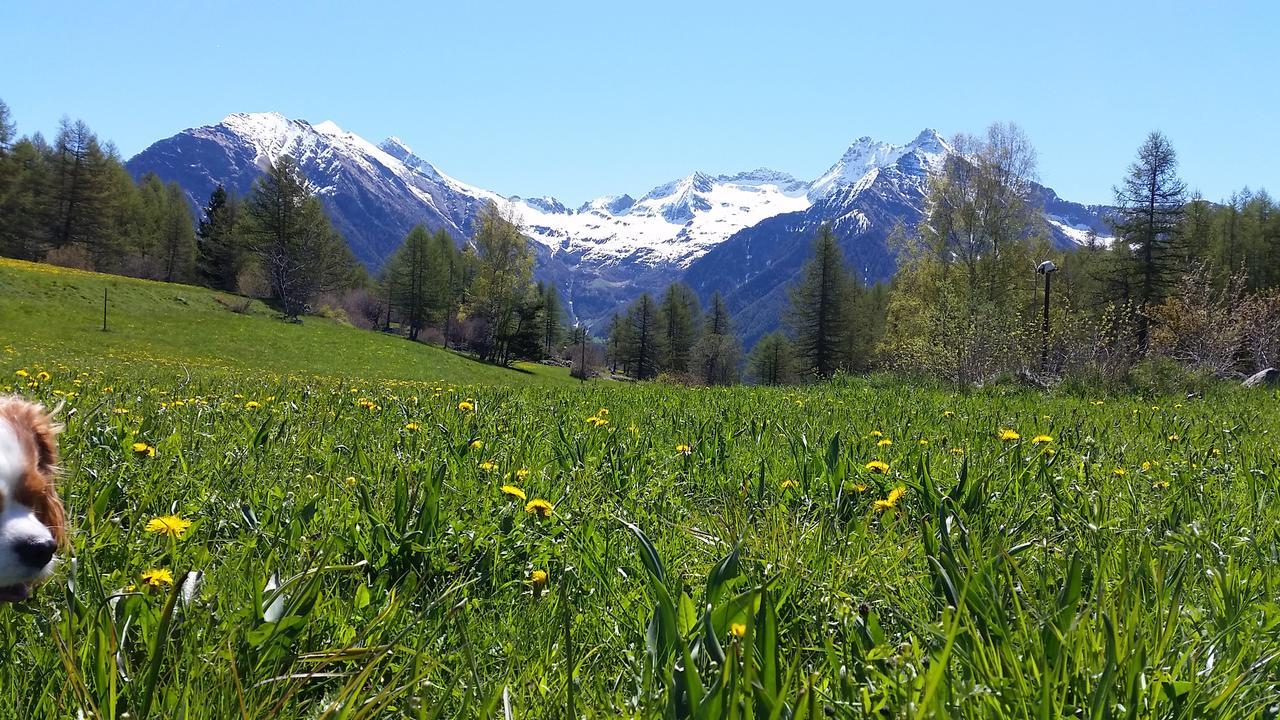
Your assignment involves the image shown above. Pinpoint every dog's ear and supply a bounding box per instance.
[28,406,65,546]
[4,399,66,546]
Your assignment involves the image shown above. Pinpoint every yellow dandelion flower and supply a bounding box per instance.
[1031,434,1053,445]
[244,401,261,410]
[1141,461,1151,472]
[113,408,130,416]
[918,439,930,446]
[869,430,883,438]
[1167,434,1181,442]
[501,485,527,501]
[14,369,29,378]
[873,486,906,511]
[998,429,1020,442]
[597,408,609,416]
[525,498,554,518]
[145,515,191,538]
[780,478,798,489]
[478,461,497,471]
[942,411,955,418]
[131,442,156,458]
[730,622,747,638]
[877,438,893,447]
[676,443,692,455]
[404,422,420,431]
[950,448,966,457]
[1113,467,1127,477]
[35,371,51,382]
[140,568,174,588]
[458,401,475,412]
[1152,479,1169,489]
[470,439,484,450]
[864,460,890,474]
[515,468,531,480]
[345,476,357,487]
[852,483,867,492]
[531,569,549,589]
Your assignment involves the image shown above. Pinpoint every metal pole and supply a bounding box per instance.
[1041,271,1051,370]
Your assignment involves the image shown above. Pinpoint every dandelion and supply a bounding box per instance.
[780,479,798,489]
[113,408,130,416]
[470,439,484,450]
[864,460,890,474]
[14,369,28,378]
[998,429,1020,442]
[1152,479,1169,489]
[458,401,475,412]
[345,476,357,487]
[515,468,531,480]
[478,461,497,471]
[1167,434,1181,442]
[1031,434,1053,445]
[245,401,261,410]
[404,422,420,431]
[525,498,554,518]
[145,515,192,538]
[869,431,883,438]
[597,408,609,416]
[531,569,549,590]
[918,439,930,446]
[877,438,893,447]
[132,442,156,458]
[35,371,50,382]
[676,444,692,455]
[873,486,906,511]
[501,485,527,501]
[1091,400,1105,406]
[140,568,174,588]
[852,483,868,493]
[950,448,965,457]
[1113,467,1127,477]
[942,411,955,418]
[730,622,747,638]
[1141,461,1152,472]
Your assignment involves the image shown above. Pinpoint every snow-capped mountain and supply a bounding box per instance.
[126,112,1113,333]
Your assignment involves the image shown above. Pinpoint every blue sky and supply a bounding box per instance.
[2,1,1275,206]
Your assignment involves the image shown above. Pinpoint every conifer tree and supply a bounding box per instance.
[468,202,534,364]
[624,293,661,379]
[385,224,435,340]
[748,331,796,385]
[694,291,741,384]
[786,224,852,378]
[657,282,701,374]
[538,281,564,356]
[197,185,247,291]
[1112,131,1186,350]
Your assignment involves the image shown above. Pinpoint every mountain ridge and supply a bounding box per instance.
[125,112,1114,334]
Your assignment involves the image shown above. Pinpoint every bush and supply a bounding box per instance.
[1126,357,1215,397]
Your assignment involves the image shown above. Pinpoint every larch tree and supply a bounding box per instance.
[658,282,701,374]
[693,291,741,384]
[786,224,852,378]
[625,292,661,379]
[748,331,796,385]
[385,224,435,340]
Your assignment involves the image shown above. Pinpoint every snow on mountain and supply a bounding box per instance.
[127,113,1114,329]
[808,128,950,200]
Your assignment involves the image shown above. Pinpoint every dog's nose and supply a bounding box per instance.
[14,538,57,569]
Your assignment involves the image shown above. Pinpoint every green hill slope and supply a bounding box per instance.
[0,258,572,385]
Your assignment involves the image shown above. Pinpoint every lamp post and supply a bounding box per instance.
[1035,260,1058,371]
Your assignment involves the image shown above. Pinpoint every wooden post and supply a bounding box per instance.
[102,289,108,332]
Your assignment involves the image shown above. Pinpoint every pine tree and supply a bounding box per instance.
[693,291,741,384]
[1112,131,1186,350]
[786,224,852,378]
[624,293,661,379]
[385,225,434,340]
[245,155,356,319]
[606,312,628,374]
[657,282,700,374]
[197,185,247,291]
[538,281,564,356]
[159,181,196,282]
[748,332,796,385]
[0,99,14,152]
[46,118,111,262]
[0,137,52,260]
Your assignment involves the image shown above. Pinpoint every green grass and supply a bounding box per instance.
[0,257,575,386]
[2,258,1280,718]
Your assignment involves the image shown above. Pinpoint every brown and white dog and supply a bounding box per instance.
[0,397,65,602]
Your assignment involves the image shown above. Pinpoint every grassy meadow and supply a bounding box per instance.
[2,259,1280,718]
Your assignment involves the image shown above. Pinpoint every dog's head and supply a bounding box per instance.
[0,397,65,603]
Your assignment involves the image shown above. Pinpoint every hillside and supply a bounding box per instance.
[0,258,573,386]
